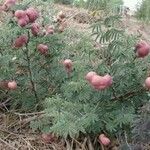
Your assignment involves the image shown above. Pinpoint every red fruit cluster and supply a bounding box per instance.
[37,44,48,55]
[86,72,113,90]
[63,59,73,74]
[26,7,39,23]
[14,8,38,27]
[45,25,54,35]
[31,23,40,36]
[99,134,111,146]
[15,10,29,27]
[13,35,28,48]
[135,41,150,58]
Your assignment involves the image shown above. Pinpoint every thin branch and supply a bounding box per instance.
[87,136,94,150]
[111,88,145,101]
[72,137,87,150]
[0,98,11,107]
[21,137,36,150]
[0,138,17,150]
[25,31,39,102]
[14,111,45,116]
[111,87,117,99]
[124,131,132,150]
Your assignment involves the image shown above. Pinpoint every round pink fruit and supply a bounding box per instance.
[37,44,48,55]
[135,41,150,58]
[14,35,28,48]
[85,71,97,82]
[14,10,26,19]
[8,81,17,90]
[26,8,38,23]
[145,77,150,89]
[99,134,110,146]
[31,23,40,36]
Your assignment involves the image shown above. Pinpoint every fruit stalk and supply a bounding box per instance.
[24,31,39,102]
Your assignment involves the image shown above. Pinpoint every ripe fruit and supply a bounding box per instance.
[63,59,72,68]
[99,134,110,146]
[14,10,30,27]
[41,133,55,144]
[18,18,28,27]
[8,81,17,90]
[26,7,38,23]
[145,77,150,89]
[103,74,113,87]
[31,23,40,36]
[46,26,54,35]
[135,41,150,58]
[37,44,48,55]
[94,84,107,90]
[63,59,73,73]
[86,72,113,90]
[91,75,104,87]
[15,10,26,19]
[85,71,97,82]
[14,35,28,48]
[100,136,111,146]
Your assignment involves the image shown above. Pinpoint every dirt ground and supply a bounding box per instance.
[54,4,150,41]
[1,3,150,150]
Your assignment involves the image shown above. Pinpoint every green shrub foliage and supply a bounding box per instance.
[31,15,150,138]
[0,0,65,110]
[1,0,150,141]
[136,0,150,22]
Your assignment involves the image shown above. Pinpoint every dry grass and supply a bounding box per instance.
[0,112,65,150]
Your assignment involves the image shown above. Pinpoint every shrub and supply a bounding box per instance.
[1,0,150,143]
[31,15,150,138]
[0,0,66,110]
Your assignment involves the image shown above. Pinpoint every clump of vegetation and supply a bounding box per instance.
[136,0,150,22]
[31,14,150,144]
[0,0,67,111]
[1,0,150,149]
